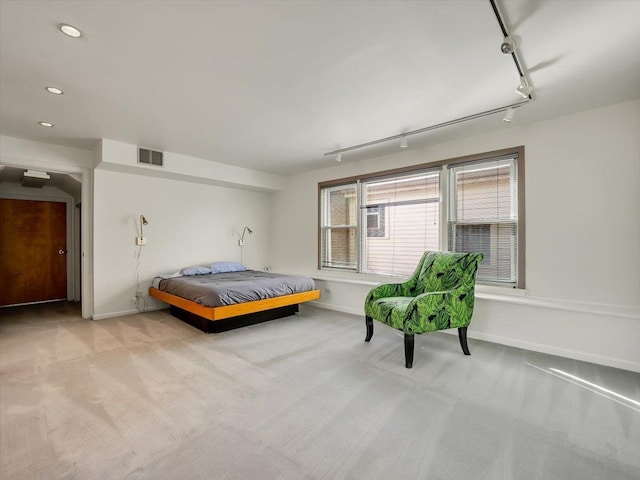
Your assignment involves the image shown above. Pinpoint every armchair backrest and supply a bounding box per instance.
[415,251,484,294]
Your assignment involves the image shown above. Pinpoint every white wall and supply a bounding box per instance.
[0,136,93,171]
[93,169,271,319]
[270,99,640,372]
[96,139,285,192]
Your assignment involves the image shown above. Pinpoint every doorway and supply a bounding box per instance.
[0,198,68,306]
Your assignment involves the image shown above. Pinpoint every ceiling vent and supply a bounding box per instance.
[22,169,50,188]
[138,148,164,167]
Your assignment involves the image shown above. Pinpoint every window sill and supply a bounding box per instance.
[282,269,528,296]
[275,269,639,320]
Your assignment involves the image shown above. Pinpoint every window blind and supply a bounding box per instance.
[361,171,440,276]
[448,156,518,284]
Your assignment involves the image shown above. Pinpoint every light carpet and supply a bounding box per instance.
[1,302,638,480]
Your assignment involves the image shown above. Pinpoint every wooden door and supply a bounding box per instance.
[0,199,67,306]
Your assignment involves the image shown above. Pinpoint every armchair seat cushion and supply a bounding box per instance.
[367,296,414,330]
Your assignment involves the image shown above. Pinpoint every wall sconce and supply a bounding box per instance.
[239,226,253,246]
[136,215,148,245]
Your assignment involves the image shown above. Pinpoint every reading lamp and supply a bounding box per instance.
[239,226,253,246]
[136,215,149,245]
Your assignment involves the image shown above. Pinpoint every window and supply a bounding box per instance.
[319,147,524,287]
[448,157,519,285]
[320,184,357,269]
[361,172,440,276]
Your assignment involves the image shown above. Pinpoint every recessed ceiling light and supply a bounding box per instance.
[58,23,82,38]
[45,86,64,95]
[38,121,54,127]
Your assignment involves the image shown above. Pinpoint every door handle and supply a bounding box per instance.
[58,249,66,255]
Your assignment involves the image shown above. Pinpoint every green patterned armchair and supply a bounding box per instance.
[364,251,483,368]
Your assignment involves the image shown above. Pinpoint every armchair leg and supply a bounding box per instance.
[458,327,470,355]
[404,334,414,368]
[365,316,374,342]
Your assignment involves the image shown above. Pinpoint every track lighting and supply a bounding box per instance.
[516,76,533,98]
[500,35,520,55]
[324,100,529,160]
[400,136,408,148]
[503,108,515,123]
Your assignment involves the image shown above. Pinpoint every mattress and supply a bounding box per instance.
[155,270,316,307]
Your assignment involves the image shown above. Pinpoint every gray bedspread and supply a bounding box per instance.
[157,270,316,307]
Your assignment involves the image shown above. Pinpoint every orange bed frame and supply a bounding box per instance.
[149,287,320,331]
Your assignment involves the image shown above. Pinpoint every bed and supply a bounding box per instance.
[148,264,320,333]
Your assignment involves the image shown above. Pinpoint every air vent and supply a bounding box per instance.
[138,148,164,167]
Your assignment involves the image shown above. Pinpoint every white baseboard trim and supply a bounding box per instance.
[462,330,640,373]
[92,309,138,320]
[309,301,362,317]
[92,305,164,321]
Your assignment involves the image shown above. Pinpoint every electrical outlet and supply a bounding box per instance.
[136,237,147,246]
[131,292,143,303]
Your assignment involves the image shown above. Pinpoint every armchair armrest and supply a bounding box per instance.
[366,282,412,303]
[403,282,476,334]
[364,281,416,320]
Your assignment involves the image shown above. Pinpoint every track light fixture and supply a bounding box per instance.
[490,0,533,101]
[324,100,529,159]
[516,76,533,98]
[500,35,520,55]
[400,136,408,148]
[502,108,515,123]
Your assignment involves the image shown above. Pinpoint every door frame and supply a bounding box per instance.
[0,160,93,319]
[0,194,74,303]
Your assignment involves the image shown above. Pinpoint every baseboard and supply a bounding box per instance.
[438,328,640,373]
[92,305,165,321]
[309,300,362,317]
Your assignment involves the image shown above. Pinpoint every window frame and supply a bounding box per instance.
[448,156,520,287]
[319,183,358,270]
[317,146,525,288]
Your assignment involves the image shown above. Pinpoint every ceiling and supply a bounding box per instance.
[0,165,81,201]
[1,1,639,175]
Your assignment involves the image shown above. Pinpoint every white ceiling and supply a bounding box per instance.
[0,165,81,200]
[1,1,639,175]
